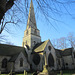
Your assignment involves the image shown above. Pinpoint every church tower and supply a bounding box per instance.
[22,0,41,49]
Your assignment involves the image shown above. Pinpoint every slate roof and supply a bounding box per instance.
[9,53,20,62]
[33,40,49,53]
[0,44,27,57]
[55,48,72,58]
[55,49,62,58]
[61,48,72,56]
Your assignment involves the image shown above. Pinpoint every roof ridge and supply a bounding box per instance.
[0,43,23,48]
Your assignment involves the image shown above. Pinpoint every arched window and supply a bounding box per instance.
[33,53,40,65]
[48,53,54,67]
[20,58,23,67]
[2,58,7,68]
[48,46,51,51]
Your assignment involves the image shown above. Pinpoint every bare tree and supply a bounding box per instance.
[0,0,75,45]
[0,34,14,45]
[52,37,67,49]
[58,37,67,49]
[67,32,75,48]
[0,0,15,23]
[0,0,75,33]
[52,32,75,49]
[0,0,24,34]
[0,35,7,43]
[0,0,15,31]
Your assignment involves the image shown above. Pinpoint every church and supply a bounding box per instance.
[0,0,75,73]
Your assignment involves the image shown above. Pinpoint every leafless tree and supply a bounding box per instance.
[0,35,6,43]
[67,32,75,48]
[0,0,75,44]
[52,37,67,49]
[58,37,67,49]
[0,0,16,33]
[52,32,75,49]
[0,0,75,33]
[0,0,15,22]
[0,34,14,45]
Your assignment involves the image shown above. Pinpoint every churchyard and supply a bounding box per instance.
[0,70,75,75]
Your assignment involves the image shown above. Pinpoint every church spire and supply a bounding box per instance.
[22,0,41,48]
[26,0,37,29]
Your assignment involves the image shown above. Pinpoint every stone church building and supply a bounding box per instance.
[0,0,75,73]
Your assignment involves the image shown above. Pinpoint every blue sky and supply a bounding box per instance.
[1,0,75,46]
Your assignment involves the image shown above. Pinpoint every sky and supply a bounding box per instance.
[1,0,75,46]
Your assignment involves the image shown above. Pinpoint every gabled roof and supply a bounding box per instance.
[55,48,72,58]
[0,44,27,57]
[33,40,49,53]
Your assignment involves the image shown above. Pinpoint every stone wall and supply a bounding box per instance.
[14,52,30,72]
[0,56,11,72]
[7,62,14,72]
[63,55,74,69]
[44,40,57,70]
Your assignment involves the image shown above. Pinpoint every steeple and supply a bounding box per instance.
[22,0,41,49]
[26,0,37,29]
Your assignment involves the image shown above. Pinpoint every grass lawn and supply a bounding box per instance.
[57,73,72,75]
[15,73,33,75]
[15,74,24,75]
[1,70,75,75]
[1,74,24,75]
[57,70,75,75]
[1,74,8,75]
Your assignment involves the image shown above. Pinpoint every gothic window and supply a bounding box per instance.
[20,58,23,67]
[2,58,7,68]
[48,46,51,51]
[33,53,40,65]
[48,53,54,67]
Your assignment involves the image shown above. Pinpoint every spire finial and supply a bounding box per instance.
[30,0,33,9]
